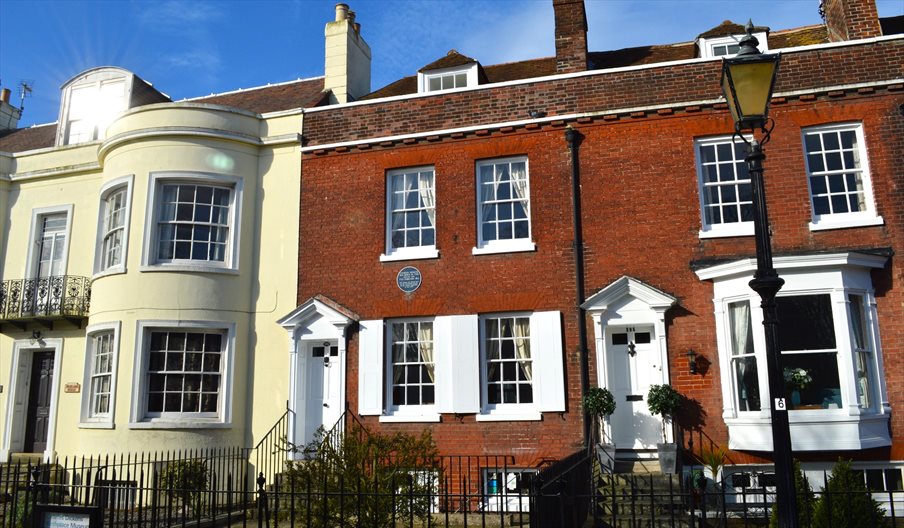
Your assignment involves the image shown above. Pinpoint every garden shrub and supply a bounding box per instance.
[769,460,815,528]
[159,459,209,512]
[282,422,440,527]
[812,459,882,528]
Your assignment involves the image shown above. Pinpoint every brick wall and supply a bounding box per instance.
[299,88,904,463]
[302,40,903,147]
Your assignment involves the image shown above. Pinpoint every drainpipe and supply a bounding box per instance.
[565,126,591,448]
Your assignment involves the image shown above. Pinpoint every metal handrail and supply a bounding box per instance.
[0,275,91,320]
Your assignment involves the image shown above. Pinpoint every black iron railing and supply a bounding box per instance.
[0,275,91,322]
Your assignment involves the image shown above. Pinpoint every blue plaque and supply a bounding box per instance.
[396,266,422,293]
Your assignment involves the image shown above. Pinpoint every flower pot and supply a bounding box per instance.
[657,443,679,474]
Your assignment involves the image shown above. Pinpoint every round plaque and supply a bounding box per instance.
[396,266,422,293]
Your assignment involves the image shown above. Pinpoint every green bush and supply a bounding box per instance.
[582,387,616,418]
[769,460,815,528]
[812,459,882,528]
[282,422,440,527]
[159,459,209,512]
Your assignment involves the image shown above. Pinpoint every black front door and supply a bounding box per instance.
[24,351,54,453]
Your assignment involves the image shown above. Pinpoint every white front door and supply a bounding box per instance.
[303,342,342,444]
[607,326,662,449]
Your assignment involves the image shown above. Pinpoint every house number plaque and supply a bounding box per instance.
[64,383,81,394]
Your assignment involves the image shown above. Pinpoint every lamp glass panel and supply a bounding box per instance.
[725,60,777,120]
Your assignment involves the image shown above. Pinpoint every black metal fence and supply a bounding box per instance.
[3,446,903,527]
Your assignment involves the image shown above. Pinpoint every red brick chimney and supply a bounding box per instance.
[822,0,882,42]
[553,0,588,73]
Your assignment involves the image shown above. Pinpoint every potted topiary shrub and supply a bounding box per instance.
[647,384,683,474]
[583,387,617,471]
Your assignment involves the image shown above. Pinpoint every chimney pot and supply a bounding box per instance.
[0,88,9,104]
[347,9,356,24]
[335,3,349,21]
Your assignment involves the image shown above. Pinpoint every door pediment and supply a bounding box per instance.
[277,295,358,341]
[582,276,676,315]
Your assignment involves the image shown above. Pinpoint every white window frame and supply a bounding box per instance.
[802,123,882,231]
[473,156,535,255]
[695,136,754,238]
[141,172,243,274]
[94,175,134,278]
[697,252,890,451]
[383,318,438,420]
[697,32,769,59]
[80,321,121,428]
[417,63,478,94]
[129,320,235,429]
[25,205,74,279]
[57,68,132,146]
[380,166,439,262]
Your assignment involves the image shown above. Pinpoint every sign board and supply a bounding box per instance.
[35,505,102,528]
[396,266,422,293]
[64,383,81,394]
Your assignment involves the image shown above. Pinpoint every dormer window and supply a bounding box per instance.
[417,50,481,94]
[696,22,769,59]
[57,67,133,146]
[427,71,468,92]
[699,32,769,58]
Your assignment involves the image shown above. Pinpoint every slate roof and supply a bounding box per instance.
[0,124,57,154]
[0,77,327,154]
[418,50,478,72]
[697,20,769,39]
[191,77,327,114]
[364,23,836,100]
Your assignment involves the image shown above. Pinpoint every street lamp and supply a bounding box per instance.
[721,20,798,528]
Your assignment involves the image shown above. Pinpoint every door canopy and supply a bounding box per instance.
[277,295,358,343]
[582,276,677,319]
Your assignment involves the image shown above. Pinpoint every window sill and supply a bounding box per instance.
[380,248,439,262]
[809,216,884,231]
[92,266,126,280]
[476,411,542,422]
[698,225,754,239]
[472,241,536,256]
[379,413,441,423]
[129,419,231,429]
[79,421,115,429]
[139,263,239,275]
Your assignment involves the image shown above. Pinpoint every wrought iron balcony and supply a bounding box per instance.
[0,275,91,331]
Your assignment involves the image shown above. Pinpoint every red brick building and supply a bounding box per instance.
[291,0,904,496]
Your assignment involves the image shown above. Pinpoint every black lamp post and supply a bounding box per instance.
[721,21,798,528]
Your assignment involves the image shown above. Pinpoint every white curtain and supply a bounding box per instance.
[480,165,496,223]
[849,296,870,407]
[510,162,528,211]
[514,318,532,382]
[419,322,435,383]
[417,172,435,227]
[730,302,750,357]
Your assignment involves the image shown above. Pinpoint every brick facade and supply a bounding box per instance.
[297,0,904,467]
[824,0,883,42]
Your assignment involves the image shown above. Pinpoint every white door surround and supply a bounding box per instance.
[582,276,677,451]
[278,297,356,457]
[1,338,64,463]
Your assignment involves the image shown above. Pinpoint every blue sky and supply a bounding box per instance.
[1,0,901,127]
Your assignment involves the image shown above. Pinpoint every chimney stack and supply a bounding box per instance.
[324,3,372,104]
[0,86,21,132]
[553,0,588,73]
[822,0,882,42]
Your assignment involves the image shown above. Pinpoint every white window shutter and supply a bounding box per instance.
[531,311,566,412]
[435,314,480,414]
[433,316,454,414]
[357,319,384,415]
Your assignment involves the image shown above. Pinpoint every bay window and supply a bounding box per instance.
[697,252,890,451]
